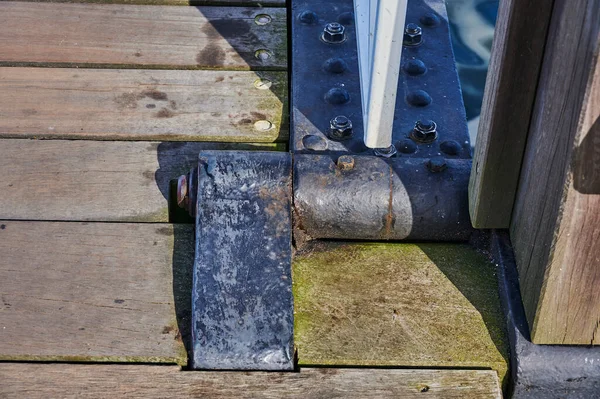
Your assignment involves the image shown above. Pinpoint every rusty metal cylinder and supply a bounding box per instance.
[293,154,473,241]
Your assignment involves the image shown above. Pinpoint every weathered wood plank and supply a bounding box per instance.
[469,0,554,228]
[0,2,287,69]
[0,140,283,222]
[0,68,288,142]
[510,0,600,344]
[0,221,193,364]
[0,364,502,398]
[2,0,285,5]
[293,242,509,384]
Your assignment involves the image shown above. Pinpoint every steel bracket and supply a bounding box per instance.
[291,0,471,157]
[185,0,477,371]
[491,232,600,398]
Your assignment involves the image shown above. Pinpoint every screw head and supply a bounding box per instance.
[322,22,346,44]
[404,23,423,46]
[337,155,355,170]
[427,156,447,173]
[254,14,272,25]
[374,144,398,158]
[254,49,272,61]
[176,174,188,208]
[411,119,438,143]
[328,115,353,141]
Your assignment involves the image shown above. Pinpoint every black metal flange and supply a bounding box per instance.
[491,232,600,398]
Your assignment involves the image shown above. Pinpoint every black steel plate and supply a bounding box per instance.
[191,151,294,370]
[291,0,471,158]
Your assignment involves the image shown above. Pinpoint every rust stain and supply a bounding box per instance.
[251,111,267,120]
[141,89,168,101]
[384,165,394,239]
[156,108,175,118]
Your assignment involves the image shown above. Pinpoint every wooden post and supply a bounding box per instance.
[510,0,600,344]
[469,0,554,228]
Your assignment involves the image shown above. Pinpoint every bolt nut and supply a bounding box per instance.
[411,119,438,143]
[322,22,346,44]
[328,115,353,140]
[374,144,398,158]
[337,155,355,170]
[404,23,423,46]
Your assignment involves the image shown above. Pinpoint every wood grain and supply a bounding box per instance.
[293,242,509,384]
[510,0,600,344]
[0,221,193,364]
[0,68,288,142]
[0,2,287,69]
[1,0,285,5]
[0,364,502,398]
[469,0,554,228]
[0,140,283,222]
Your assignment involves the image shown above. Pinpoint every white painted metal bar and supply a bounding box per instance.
[354,0,408,149]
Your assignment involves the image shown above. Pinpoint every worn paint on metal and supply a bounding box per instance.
[191,151,294,370]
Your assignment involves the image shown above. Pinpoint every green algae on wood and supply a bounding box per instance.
[293,242,509,385]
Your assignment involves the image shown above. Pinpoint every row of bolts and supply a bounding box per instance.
[314,17,449,172]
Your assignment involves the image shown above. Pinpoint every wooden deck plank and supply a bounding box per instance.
[3,0,286,5]
[0,364,502,398]
[0,68,288,142]
[0,221,193,364]
[0,140,283,222]
[293,242,509,385]
[0,2,287,69]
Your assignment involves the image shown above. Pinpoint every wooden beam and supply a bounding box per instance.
[510,0,600,344]
[0,2,287,69]
[469,0,554,228]
[0,364,502,398]
[293,242,509,384]
[0,68,288,142]
[0,221,192,364]
[0,140,283,222]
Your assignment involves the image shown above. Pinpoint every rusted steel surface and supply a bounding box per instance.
[293,154,472,241]
[192,151,294,370]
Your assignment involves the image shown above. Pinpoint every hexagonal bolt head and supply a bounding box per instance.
[337,155,355,170]
[403,23,423,46]
[322,22,346,44]
[410,119,438,143]
[328,115,353,140]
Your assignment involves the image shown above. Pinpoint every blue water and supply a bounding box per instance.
[446,0,499,144]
